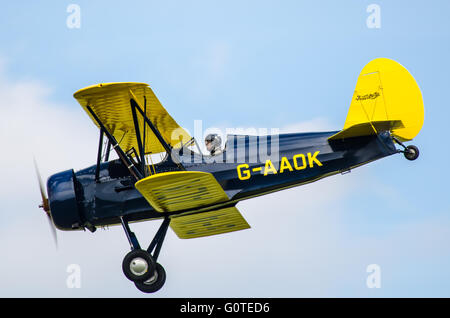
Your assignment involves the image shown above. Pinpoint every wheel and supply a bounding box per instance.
[134,263,166,293]
[404,145,419,161]
[122,249,155,283]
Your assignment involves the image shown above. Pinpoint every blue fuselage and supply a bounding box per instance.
[47,131,397,231]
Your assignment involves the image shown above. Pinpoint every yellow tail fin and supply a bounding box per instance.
[330,58,424,141]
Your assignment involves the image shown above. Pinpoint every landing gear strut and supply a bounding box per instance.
[120,216,170,293]
[393,137,420,161]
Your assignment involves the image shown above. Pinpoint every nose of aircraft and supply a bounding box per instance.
[47,169,84,231]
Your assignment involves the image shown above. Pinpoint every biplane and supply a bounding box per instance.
[35,58,424,293]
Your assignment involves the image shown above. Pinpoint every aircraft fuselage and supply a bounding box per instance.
[47,131,397,231]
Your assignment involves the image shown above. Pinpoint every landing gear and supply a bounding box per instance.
[120,216,170,293]
[392,137,420,161]
[404,145,419,161]
[122,249,155,282]
[134,263,166,293]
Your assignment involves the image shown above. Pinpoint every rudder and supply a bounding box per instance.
[330,58,424,141]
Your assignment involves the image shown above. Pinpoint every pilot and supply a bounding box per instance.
[205,133,222,156]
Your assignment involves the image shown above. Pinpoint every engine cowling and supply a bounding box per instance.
[47,169,84,231]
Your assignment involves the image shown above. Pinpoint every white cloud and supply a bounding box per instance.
[0,58,449,297]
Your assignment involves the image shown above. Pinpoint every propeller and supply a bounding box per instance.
[33,158,58,248]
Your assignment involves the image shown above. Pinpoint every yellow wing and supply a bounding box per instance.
[74,82,191,154]
[136,171,250,238]
[170,206,250,239]
[135,171,229,213]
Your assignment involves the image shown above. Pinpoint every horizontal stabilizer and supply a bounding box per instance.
[329,120,404,140]
[135,171,229,213]
[170,206,250,239]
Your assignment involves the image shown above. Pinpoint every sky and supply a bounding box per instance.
[0,1,449,297]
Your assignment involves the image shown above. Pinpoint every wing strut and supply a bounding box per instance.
[86,105,144,180]
[129,94,185,171]
[130,99,147,175]
[95,127,104,182]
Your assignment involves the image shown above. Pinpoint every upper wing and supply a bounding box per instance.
[73,82,191,154]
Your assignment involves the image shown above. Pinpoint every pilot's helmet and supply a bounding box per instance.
[205,133,222,155]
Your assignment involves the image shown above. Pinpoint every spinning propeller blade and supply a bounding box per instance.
[33,158,58,248]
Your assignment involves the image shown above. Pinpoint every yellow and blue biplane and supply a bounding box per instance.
[35,58,424,293]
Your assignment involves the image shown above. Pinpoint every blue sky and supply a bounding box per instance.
[0,1,449,297]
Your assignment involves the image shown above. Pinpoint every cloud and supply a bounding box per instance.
[0,58,449,297]
[0,61,354,296]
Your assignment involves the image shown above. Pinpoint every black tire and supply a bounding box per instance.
[404,145,419,161]
[122,249,155,283]
[134,263,166,293]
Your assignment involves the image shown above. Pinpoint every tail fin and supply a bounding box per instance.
[329,58,424,141]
